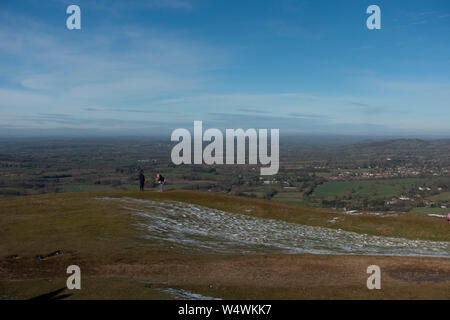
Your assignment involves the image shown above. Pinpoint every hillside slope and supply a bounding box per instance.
[0,190,449,299]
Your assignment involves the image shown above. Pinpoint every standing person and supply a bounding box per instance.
[139,169,145,191]
[156,173,165,192]
[447,212,450,223]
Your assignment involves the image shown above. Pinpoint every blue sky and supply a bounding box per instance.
[0,0,449,136]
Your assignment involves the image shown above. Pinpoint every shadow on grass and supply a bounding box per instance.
[28,288,73,301]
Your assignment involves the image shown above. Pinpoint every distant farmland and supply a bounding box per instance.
[426,192,450,202]
[313,178,428,199]
[410,207,449,215]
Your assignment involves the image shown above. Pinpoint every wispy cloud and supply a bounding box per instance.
[238,108,272,114]
[51,0,193,11]
[0,1,449,136]
[288,112,331,120]
[0,9,227,128]
[206,112,392,135]
[377,81,450,98]
[82,107,177,114]
[263,19,324,40]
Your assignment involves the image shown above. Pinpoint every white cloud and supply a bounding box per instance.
[0,12,228,125]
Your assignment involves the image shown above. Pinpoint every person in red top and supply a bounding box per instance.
[447,212,450,223]
[156,173,165,192]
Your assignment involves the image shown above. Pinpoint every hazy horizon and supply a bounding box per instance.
[1,129,450,143]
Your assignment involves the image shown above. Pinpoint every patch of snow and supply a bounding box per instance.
[428,214,446,218]
[97,197,450,258]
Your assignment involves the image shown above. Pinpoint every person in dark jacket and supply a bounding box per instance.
[156,173,165,192]
[139,170,145,191]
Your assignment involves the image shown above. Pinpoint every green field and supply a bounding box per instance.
[57,184,116,193]
[272,191,308,206]
[313,178,427,199]
[426,192,450,202]
[410,207,449,215]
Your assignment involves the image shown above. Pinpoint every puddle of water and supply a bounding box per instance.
[97,197,450,258]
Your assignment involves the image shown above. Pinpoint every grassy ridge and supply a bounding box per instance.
[1,190,449,248]
[109,190,450,241]
[1,190,449,300]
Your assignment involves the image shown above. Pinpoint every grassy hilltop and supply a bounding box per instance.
[0,190,449,300]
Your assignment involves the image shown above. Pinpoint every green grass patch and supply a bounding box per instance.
[410,207,449,215]
[272,191,308,206]
[426,192,450,202]
[57,184,115,193]
[313,178,427,199]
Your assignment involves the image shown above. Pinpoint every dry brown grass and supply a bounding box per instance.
[0,190,449,300]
